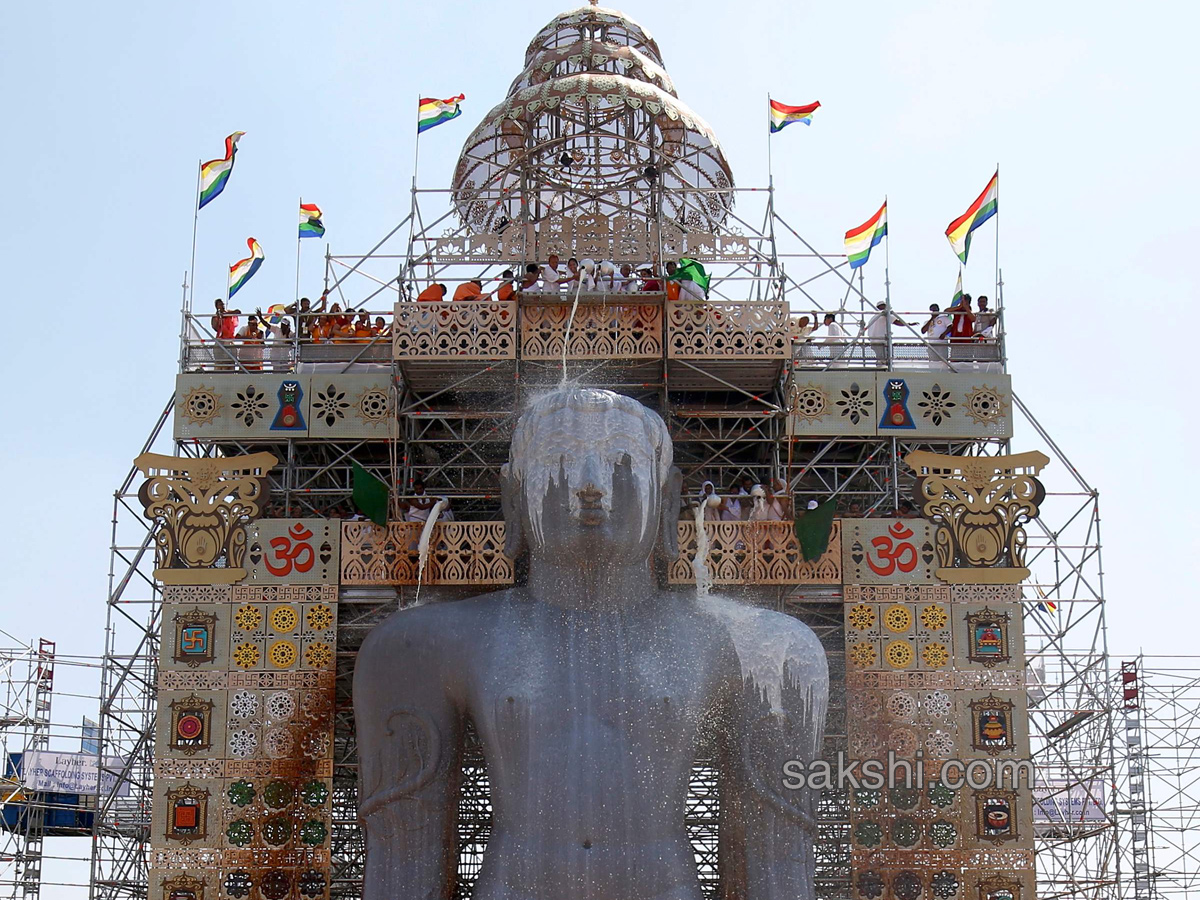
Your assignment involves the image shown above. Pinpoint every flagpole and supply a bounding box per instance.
[188,159,201,312]
[994,162,1001,306]
[884,196,892,367]
[296,195,303,303]
[766,93,774,187]
[406,95,422,291]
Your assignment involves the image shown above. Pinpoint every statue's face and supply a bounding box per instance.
[513,401,663,563]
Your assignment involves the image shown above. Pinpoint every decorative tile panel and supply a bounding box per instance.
[841,519,935,584]
[243,520,339,585]
[339,521,513,585]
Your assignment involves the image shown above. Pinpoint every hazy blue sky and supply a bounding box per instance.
[1,0,1196,888]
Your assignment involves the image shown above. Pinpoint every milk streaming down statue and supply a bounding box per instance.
[354,388,828,900]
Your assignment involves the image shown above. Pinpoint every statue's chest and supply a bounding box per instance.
[469,615,717,753]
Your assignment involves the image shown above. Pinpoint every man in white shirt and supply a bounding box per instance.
[541,254,565,292]
[922,303,952,369]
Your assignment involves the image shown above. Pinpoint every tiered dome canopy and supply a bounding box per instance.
[451,4,735,234]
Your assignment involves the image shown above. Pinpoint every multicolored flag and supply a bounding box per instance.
[845,202,888,269]
[769,99,820,133]
[228,238,265,299]
[945,169,999,264]
[418,94,465,134]
[299,203,325,238]
[951,269,963,308]
[667,258,711,297]
[198,132,246,209]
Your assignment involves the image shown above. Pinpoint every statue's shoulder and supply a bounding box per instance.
[357,589,519,661]
[695,595,826,673]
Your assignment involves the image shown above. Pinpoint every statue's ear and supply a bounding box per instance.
[659,465,683,557]
[499,464,526,559]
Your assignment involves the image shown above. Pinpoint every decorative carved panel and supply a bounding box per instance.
[135,452,277,584]
[669,520,841,585]
[392,300,516,360]
[841,519,935,585]
[339,521,514,585]
[666,301,788,358]
[788,373,1013,439]
[243,520,339,585]
[906,451,1049,584]
[520,303,663,359]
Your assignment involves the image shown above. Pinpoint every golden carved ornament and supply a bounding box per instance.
[905,450,1049,584]
[135,452,277,584]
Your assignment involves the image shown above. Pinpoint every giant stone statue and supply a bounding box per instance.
[354,388,828,900]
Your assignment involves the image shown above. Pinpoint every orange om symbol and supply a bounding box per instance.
[866,521,918,576]
[265,523,316,576]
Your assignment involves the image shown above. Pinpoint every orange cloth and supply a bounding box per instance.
[666,281,681,301]
[453,283,484,301]
[496,283,515,302]
[354,324,374,339]
[417,284,445,302]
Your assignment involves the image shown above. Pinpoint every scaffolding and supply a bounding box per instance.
[1113,657,1200,900]
[86,5,1122,899]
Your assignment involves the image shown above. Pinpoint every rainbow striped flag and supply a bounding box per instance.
[228,238,265,299]
[845,202,888,269]
[418,94,465,134]
[299,203,325,239]
[945,170,999,264]
[198,132,245,209]
[769,99,820,133]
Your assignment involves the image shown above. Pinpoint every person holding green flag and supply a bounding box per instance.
[665,258,710,300]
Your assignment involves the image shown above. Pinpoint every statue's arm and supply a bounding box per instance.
[354,614,463,900]
[719,616,829,900]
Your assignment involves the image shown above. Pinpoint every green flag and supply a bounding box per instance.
[668,258,711,297]
[794,499,836,561]
[351,461,389,526]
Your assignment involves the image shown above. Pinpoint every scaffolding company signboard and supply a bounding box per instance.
[24,750,130,797]
[1033,780,1106,823]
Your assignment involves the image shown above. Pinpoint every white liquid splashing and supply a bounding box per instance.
[692,503,713,597]
[411,498,448,608]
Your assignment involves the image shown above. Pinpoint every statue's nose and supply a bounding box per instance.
[576,456,605,506]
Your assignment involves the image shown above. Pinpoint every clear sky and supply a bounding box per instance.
[1,0,1197,890]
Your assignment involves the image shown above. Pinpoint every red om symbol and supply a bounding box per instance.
[265,523,316,576]
[866,521,918,576]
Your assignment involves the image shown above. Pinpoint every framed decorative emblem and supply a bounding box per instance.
[172,609,217,668]
[162,873,205,900]
[966,607,1011,667]
[975,789,1018,843]
[165,784,208,844]
[168,694,214,755]
[978,876,1022,900]
[970,694,1016,755]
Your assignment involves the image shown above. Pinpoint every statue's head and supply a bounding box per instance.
[501,388,681,564]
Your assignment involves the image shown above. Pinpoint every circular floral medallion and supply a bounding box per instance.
[894,870,923,900]
[305,642,334,668]
[885,640,914,669]
[857,871,885,900]
[928,781,956,809]
[854,821,882,848]
[300,819,328,846]
[264,780,295,809]
[229,690,259,719]
[854,788,881,808]
[299,870,326,899]
[920,605,948,631]
[884,605,913,633]
[792,385,829,421]
[930,818,957,848]
[260,870,291,900]
[232,643,260,670]
[306,604,334,631]
[181,387,222,426]
[932,871,960,899]
[891,786,920,810]
[921,642,949,669]
[270,606,298,634]
[268,640,298,668]
[224,871,252,899]
[966,386,1009,424]
[266,691,296,721]
[227,780,255,808]
[302,779,330,807]
[849,642,878,668]
[847,604,876,630]
[891,817,920,848]
[234,605,263,631]
[357,389,391,423]
[262,814,293,846]
[887,692,917,723]
[225,819,253,847]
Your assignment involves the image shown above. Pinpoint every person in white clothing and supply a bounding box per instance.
[540,254,565,292]
[697,480,723,522]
